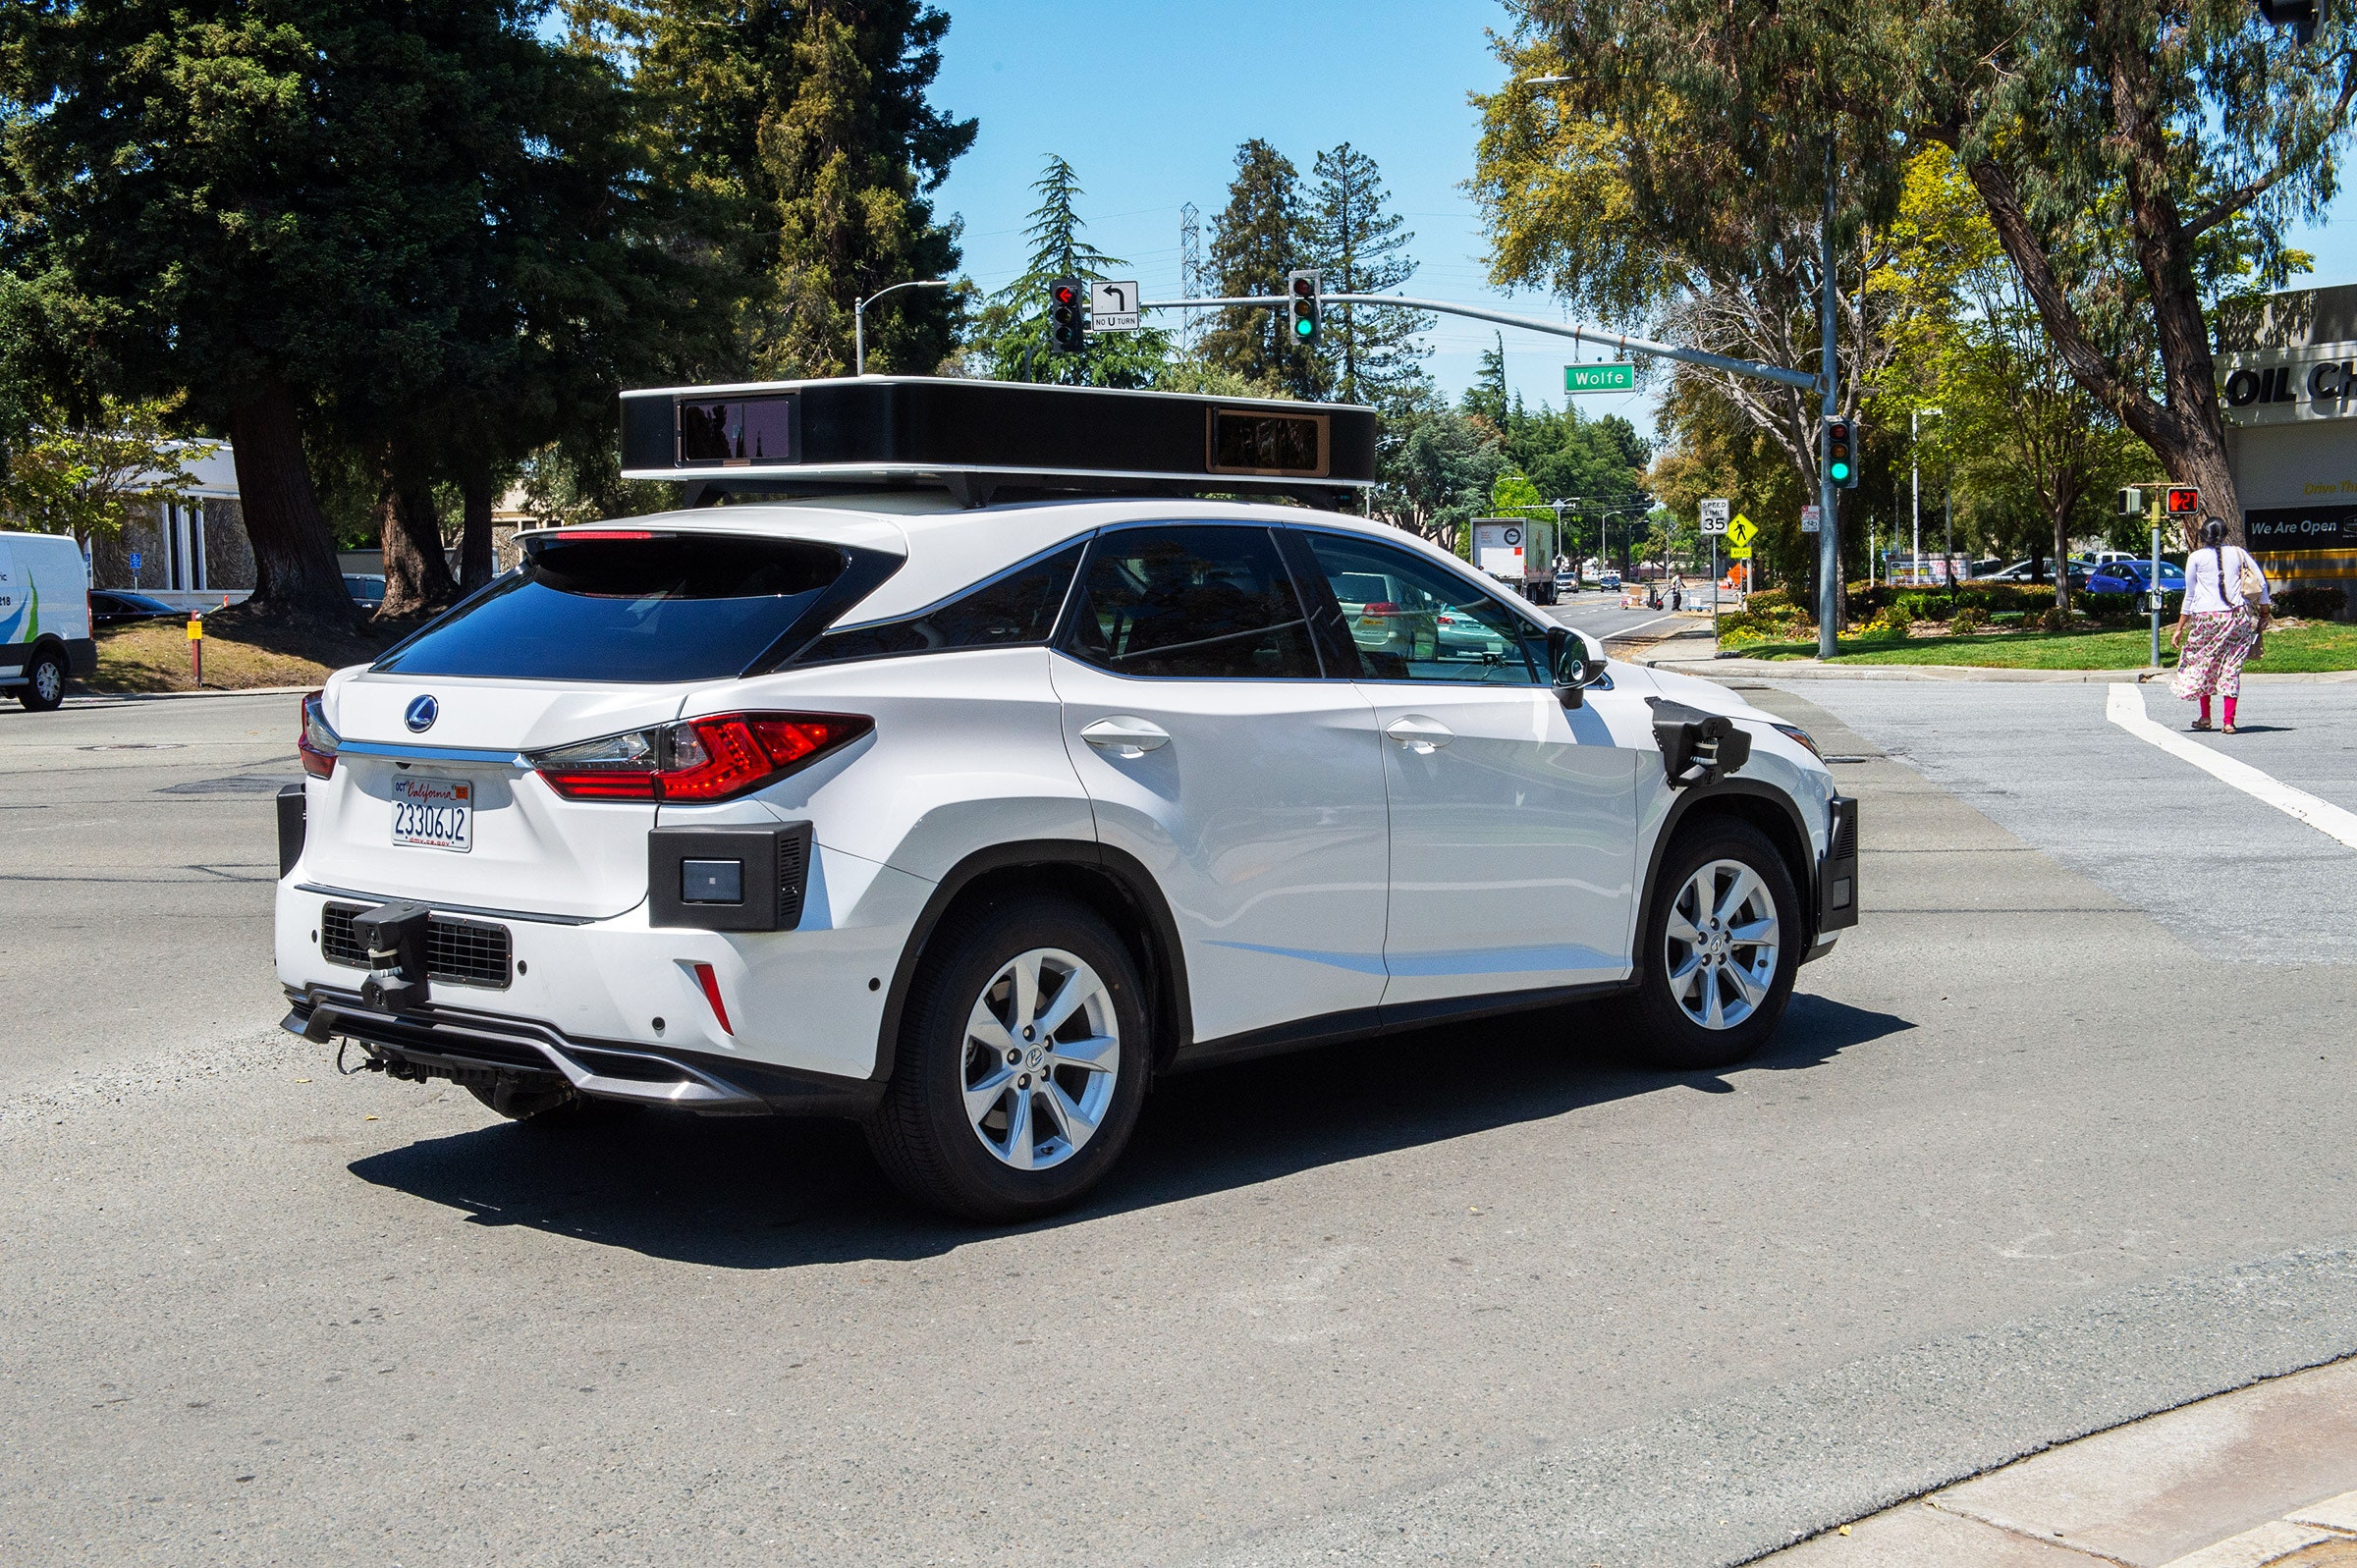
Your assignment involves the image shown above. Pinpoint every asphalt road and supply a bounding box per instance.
[3,679,2353,1567]
[1545,588,1711,645]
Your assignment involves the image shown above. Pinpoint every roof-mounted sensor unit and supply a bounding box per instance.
[619,377,1376,509]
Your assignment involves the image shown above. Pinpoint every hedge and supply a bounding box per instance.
[2276,584,2348,621]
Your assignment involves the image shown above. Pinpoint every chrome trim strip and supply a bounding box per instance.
[297,882,604,927]
[339,738,527,765]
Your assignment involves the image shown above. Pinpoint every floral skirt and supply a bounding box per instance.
[2172,608,2261,700]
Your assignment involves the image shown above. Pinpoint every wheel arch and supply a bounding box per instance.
[1635,781,1819,966]
[870,839,1191,1088]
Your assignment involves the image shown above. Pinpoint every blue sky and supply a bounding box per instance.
[926,0,2357,446]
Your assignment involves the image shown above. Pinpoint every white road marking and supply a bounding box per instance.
[2106,682,2357,851]
[1596,613,1684,641]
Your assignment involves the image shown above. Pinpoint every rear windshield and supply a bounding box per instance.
[374,533,849,683]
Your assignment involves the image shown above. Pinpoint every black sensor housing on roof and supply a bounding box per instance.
[619,377,1377,510]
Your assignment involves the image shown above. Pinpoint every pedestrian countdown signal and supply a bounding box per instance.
[2165,486,2200,517]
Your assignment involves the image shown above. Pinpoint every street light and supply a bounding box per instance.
[853,279,952,376]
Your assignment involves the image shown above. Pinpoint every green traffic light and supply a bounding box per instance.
[1294,317,1315,337]
[1830,460,1850,481]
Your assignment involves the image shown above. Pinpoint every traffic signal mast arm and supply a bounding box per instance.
[1136,291,1820,394]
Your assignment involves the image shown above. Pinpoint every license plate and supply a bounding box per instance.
[391,776,473,852]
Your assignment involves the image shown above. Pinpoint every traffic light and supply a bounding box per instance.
[1048,277,1084,355]
[1288,271,1321,346]
[2165,485,2201,518]
[1826,419,1859,488]
[2117,486,2145,516]
[2256,0,2318,44]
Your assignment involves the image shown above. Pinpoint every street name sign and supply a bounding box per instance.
[1564,362,1637,393]
[1699,499,1730,535]
[1089,281,1141,332]
[1801,504,1822,534]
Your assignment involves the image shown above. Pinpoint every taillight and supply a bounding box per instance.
[298,691,339,778]
[1362,602,1398,616]
[529,712,870,802]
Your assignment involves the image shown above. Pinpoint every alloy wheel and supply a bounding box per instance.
[960,946,1120,1171]
[1663,858,1781,1031]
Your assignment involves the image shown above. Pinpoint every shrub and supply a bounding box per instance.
[2276,584,2348,622]
[1951,606,1989,633]
[1952,588,1991,612]
[2036,605,2071,632]
[1859,601,1914,638]
[1746,586,1795,613]
[2084,592,2137,620]
[1894,591,1942,620]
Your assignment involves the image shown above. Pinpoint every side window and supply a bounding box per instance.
[800,541,1084,665]
[1063,525,1321,680]
[1300,532,1544,684]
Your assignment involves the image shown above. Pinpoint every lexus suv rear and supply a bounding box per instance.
[279,496,1856,1220]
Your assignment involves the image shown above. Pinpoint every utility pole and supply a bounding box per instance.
[1816,143,1841,660]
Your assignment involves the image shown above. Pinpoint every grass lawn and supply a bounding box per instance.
[90,615,394,693]
[1731,620,2357,672]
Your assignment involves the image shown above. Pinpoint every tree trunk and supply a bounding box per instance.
[224,381,356,627]
[378,467,458,621]
[459,469,496,592]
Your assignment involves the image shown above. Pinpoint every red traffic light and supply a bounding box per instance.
[2165,485,2200,514]
[1290,276,1315,298]
[1053,285,1077,306]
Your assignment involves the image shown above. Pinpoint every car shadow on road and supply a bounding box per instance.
[346,992,1911,1270]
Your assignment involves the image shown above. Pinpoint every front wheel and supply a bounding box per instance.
[1609,818,1800,1070]
[19,647,67,712]
[865,894,1150,1222]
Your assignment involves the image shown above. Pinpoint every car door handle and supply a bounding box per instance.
[1385,715,1453,754]
[1080,716,1171,758]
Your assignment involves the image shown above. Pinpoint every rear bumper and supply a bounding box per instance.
[283,984,884,1117]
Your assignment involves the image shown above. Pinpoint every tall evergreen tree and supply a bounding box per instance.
[967,157,1170,387]
[1304,144,1433,410]
[599,0,975,379]
[1202,140,1317,398]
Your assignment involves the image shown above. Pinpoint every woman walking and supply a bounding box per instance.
[2170,517,2273,732]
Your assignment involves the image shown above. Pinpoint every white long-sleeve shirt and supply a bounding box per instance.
[2181,544,2272,615]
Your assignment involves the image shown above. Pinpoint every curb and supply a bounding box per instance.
[1646,657,2357,684]
[60,684,317,707]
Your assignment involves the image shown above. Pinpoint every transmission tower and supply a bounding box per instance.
[1178,201,1202,356]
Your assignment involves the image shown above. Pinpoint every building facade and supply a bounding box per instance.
[87,445,254,609]
[2217,284,2357,615]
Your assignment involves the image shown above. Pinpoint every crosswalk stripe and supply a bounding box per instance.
[2106,682,2357,851]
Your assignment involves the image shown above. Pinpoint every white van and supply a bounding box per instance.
[0,530,96,711]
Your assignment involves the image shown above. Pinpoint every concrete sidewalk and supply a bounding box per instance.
[1647,651,2357,683]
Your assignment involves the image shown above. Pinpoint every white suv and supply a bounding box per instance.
[277,495,1856,1219]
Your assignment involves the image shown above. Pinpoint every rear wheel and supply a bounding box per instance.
[19,647,66,712]
[865,893,1149,1222]
[1609,818,1800,1070]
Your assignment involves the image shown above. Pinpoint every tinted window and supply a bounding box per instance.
[800,542,1082,665]
[1065,525,1319,680]
[375,533,848,683]
[1301,532,1543,685]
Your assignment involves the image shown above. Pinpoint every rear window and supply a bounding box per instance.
[374,533,850,683]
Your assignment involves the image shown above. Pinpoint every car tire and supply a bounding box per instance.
[1609,818,1801,1071]
[865,893,1151,1223]
[20,646,67,712]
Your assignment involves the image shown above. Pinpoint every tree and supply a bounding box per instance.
[596,0,976,380]
[1303,144,1434,410]
[0,399,218,547]
[966,157,1171,386]
[1491,0,2357,547]
[1203,140,1319,397]
[2,2,528,625]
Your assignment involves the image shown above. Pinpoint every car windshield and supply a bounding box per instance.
[373,532,851,683]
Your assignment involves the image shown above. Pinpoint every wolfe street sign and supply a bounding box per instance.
[1565,363,1637,394]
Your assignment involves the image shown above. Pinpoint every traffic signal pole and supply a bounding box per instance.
[1816,149,1841,662]
[1136,294,1818,393]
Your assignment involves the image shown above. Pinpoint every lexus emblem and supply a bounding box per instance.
[405,695,439,733]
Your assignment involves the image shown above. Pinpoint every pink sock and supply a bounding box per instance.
[2223,696,2238,728]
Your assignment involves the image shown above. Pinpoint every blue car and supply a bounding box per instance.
[2087,559,2185,596]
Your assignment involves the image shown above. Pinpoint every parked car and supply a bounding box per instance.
[1979,558,2095,590]
[2085,559,2186,596]
[344,574,388,610]
[88,589,185,626]
[0,529,96,711]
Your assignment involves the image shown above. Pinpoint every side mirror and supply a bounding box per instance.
[1548,626,1608,709]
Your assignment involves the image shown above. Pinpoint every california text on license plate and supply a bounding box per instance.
[391,775,472,852]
